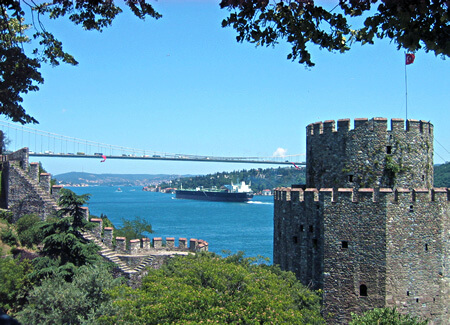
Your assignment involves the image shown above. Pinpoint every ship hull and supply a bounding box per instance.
[175,190,253,202]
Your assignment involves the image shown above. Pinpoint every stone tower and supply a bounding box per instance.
[306,118,434,189]
[274,118,449,324]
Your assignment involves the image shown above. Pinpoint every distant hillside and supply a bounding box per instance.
[53,163,447,189]
[434,163,450,187]
[54,172,184,187]
[160,167,306,192]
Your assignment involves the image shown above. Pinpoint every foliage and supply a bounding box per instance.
[99,213,114,229]
[220,0,449,67]
[350,307,428,325]
[98,252,324,324]
[0,225,18,247]
[384,155,407,186]
[0,210,14,224]
[30,189,99,281]
[114,216,153,242]
[38,163,57,186]
[434,162,450,187]
[160,166,306,192]
[0,1,161,124]
[16,263,124,325]
[15,214,43,248]
[0,256,34,314]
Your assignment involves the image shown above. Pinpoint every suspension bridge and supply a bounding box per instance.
[0,121,305,166]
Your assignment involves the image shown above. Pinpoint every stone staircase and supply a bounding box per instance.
[10,161,157,276]
[82,231,155,275]
[10,162,60,213]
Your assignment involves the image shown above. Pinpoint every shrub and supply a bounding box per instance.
[1,227,18,247]
[0,210,14,224]
[16,214,43,248]
[350,307,428,325]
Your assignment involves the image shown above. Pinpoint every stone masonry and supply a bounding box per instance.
[274,118,449,324]
[1,148,60,220]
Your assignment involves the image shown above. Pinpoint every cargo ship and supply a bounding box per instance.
[175,181,253,202]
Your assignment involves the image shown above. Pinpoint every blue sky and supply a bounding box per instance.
[1,1,449,176]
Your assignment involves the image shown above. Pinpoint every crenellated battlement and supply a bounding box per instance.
[88,216,208,255]
[274,187,449,203]
[306,117,434,190]
[306,118,433,136]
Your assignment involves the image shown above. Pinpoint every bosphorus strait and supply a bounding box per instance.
[69,186,274,261]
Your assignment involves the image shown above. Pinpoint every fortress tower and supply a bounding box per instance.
[306,118,434,189]
[274,118,449,324]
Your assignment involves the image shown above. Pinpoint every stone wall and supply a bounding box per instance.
[306,118,434,190]
[274,186,449,324]
[88,217,209,255]
[1,148,60,220]
[385,188,449,324]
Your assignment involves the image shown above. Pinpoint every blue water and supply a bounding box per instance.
[68,187,274,262]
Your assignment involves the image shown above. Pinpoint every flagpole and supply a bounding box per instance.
[405,52,408,121]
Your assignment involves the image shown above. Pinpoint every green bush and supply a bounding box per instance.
[98,252,325,324]
[17,263,124,324]
[0,256,34,313]
[1,227,18,247]
[16,214,43,248]
[0,210,14,224]
[350,307,428,325]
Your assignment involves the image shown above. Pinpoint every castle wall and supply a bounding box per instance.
[385,188,449,324]
[306,118,433,189]
[274,188,324,289]
[4,164,50,221]
[274,187,449,324]
[2,148,60,220]
[321,188,389,324]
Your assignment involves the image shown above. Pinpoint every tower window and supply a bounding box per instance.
[409,205,414,212]
[348,175,353,182]
[300,225,304,232]
[360,284,368,296]
[386,146,392,154]
[293,236,298,244]
[425,243,428,251]
[313,239,318,248]
[407,291,410,296]
[342,241,348,249]
[422,175,425,181]
[309,225,314,233]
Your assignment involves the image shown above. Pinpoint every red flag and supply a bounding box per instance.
[291,162,301,170]
[406,53,415,65]
[101,155,106,162]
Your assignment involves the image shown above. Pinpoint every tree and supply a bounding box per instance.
[220,0,449,67]
[15,214,43,248]
[0,1,161,124]
[97,252,325,324]
[350,307,428,325]
[30,189,99,281]
[16,263,124,325]
[0,255,34,314]
[114,216,153,242]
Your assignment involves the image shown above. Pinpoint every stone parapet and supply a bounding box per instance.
[106,236,209,255]
[80,206,89,220]
[39,173,51,193]
[52,185,63,201]
[103,227,114,247]
[90,218,103,239]
[29,162,39,181]
[274,187,449,203]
